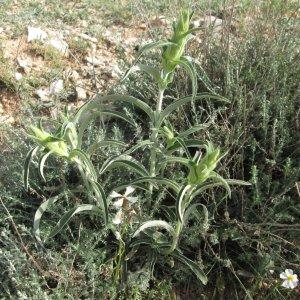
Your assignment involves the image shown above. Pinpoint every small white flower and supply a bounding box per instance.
[115,231,122,241]
[269,269,274,274]
[280,269,298,289]
[112,210,124,225]
[110,186,138,208]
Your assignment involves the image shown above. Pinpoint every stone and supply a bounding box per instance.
[75,85,87,100]
[46,38,69,55]
[79,33,98,43]
[27,26,48,42]
[85,56,103,67]
[0,115,15,124]
[49,79,64,95]
[14,72,23,81]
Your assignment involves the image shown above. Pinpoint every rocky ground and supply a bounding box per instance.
[0,0,226,126]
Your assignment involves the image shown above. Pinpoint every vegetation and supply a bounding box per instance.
[0,1,299,299]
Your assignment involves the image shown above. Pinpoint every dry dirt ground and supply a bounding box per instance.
[0,1,176,126]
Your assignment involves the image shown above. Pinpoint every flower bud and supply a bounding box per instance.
[29,125,69,158]
[162,9,193,75]
[188,142,223,185]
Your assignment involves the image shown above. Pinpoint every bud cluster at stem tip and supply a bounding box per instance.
[188,142,224,185]
[161,9,193,81]
[29,125,69,158]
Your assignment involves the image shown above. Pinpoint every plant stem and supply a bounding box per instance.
[149,89,165,192]
[165,220,183,255]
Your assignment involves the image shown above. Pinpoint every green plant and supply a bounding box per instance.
[23,9,250,293]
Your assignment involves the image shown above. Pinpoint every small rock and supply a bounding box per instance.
[36,88,50,101]
[70,70,80,82]
[0,115,15,124]
[49,79,64,95]
[46,38,69,55]
[15,72,23,81]
[150,15,170,27]
[27,26,48,42]
[193,15,223,28]
[17,57,31,71]
[79,33,98,43]
[109,65,122,79]
[85,56,103,67]
[75,86,87,100]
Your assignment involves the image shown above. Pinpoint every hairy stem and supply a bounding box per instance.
[149,89,165,193]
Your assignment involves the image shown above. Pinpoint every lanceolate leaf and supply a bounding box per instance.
[123,64,161,83]
[178,124,210,138]
[24,146,39,191]
[159,93,229,125]
[210,171,231,198]
[124,140,153,155]
[113,177,180,194]
[47,204,100,239]
[174,137,191,159]
[177,56,198,100]
[132,220,175,239]
[33,193,65,244]
[172,250,208,285]
[167,139,205,152]
[161,156,191,168]
[176,185,193,223]
[226,179,252,186]
[38,151,52,182]
[77,110,135,148]
[70,149,97,181]
[74,95,154,124]
[90,181,108,224]
[190,177,249,202]
[124,40,176,75]
[184,203,209,230]
[99,154,149,177]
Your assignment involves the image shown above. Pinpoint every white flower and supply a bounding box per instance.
[115,231,122,241]
[112,210,124,225]
[110,186,138,209]
[280,269,298,289]
[269,269,274,274]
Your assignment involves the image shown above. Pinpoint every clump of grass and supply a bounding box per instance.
[28,41,66,69]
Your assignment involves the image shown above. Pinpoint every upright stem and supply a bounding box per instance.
[149,89,165,193]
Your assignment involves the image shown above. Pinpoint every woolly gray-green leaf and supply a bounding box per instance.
[176,185,193,223]
[70,148,97,181]
[159,93,229,125]
[132,220,175,238]
[172,250,208,285]
[178,124,210,138]
[74,94,154,124]
[90,181,108,224]
[38,151,52,182]
[124,140,153,155]
[113,177,180,194]
[47,204,100,239]
[24,146,39,191]
[99,154,149,177]
[177,56,198,100]
[123,64,161,83]
[33,193,65,244]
